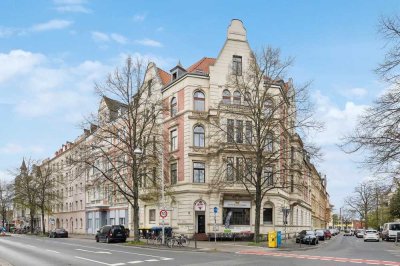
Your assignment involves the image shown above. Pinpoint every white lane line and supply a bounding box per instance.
[76,248,112,254]
[127,262,143,264]
[161,258,174,260]
[46,249,60,254]
[144,259,159,262]
[110,264,126,266]
[75,256,111,265]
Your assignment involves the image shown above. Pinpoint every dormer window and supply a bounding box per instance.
[232,55,242,76]
[172,72,177,80]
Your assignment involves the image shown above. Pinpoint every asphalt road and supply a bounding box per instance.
[0,234,399,266]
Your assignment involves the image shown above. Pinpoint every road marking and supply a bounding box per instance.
[46,249,60,254]
[144,259,159,262]
[75,256,113,265]
[110,264,126,266]
[76,248,112,254]
[127,261,143,264]
[160,258,174,260]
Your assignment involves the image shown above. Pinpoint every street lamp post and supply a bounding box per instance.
[133,147,143,240]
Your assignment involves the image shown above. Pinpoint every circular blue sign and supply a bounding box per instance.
[213,207,218,214]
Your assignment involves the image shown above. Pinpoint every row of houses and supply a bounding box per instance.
[13,20,331,238]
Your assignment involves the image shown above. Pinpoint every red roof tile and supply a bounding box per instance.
[157,68,171,85]
[187,57,216,74]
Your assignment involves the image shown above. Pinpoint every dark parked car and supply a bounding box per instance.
[315,229,326,241]
[96,225,126,243]
[49,228,68,238]
[296,230,319,245]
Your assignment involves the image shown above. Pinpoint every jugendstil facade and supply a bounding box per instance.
[13,20,331,237]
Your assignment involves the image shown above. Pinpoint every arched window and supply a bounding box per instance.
[264,99,274,117]
[171,97,177,117]
[222,90,231,104]
[194,91,205,111]
[233,91,241,105]
[193,125,205,147]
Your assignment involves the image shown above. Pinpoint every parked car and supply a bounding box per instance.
[324,229,332,239]
[364,230,380,242]
[48,228,68,238]
[343,229,352,236]
[329,228,337,236]
[296,230,319,245]
[382,222,400,241]
[96,225,127,243]
[356,229,365,238]
[315,229,326,240]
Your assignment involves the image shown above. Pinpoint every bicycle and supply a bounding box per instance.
[166,234,190,248]
[147,232,163,245]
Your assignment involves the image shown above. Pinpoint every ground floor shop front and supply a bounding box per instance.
[138,192,314,238]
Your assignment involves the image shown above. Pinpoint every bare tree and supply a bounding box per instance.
[0,180,13,228]
[12,159,39,234]
[208,47,323,242]
[73,57,165,241]
[345,181,377,229]
[341,208,355,229]
[35,163,62,235]
[341,15,400,177]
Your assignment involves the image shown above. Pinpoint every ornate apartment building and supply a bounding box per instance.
[14,20,331,237]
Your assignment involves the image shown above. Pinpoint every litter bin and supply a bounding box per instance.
[277,231,282,247]
[268,231,277,248]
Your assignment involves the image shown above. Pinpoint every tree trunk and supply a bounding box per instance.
[30,213,35,234]
[254,191,262,243]
[41,207,45,235]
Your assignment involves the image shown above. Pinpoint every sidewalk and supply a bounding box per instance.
[68,234,319,253]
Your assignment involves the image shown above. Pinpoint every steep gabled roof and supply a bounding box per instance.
[102,96,126,112]
[157,68,171,86]
[187,57,216,74]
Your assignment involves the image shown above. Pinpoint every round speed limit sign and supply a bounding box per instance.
[160,210,167,218]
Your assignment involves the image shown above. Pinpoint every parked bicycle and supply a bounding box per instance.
[166,234,190,248]
[146,232,163,245]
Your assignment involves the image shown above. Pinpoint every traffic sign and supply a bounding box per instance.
[160,210,167,218]
[213,207,218,214]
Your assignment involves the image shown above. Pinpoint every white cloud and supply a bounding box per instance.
[349,87,368,97]
[0,50,45,83]
[110,33,128,44]
[91,31,110,42]
[91,31,128,45]
[135,38,163,47]
[133,13,146,22]
[0,143,44,154]
[31,19,73,32]
[53,0,91,13]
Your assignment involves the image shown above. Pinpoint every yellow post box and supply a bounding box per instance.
[268,231,277,248]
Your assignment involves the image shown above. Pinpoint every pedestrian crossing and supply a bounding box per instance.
[387,249,400,258]
[237,250,400,265]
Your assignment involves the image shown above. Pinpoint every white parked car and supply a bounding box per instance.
[356,229,365,238]
[382,222,400,241]
[364,230,380,242]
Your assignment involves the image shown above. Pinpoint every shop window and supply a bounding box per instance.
[223,208,250,225]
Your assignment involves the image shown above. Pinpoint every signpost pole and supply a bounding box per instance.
[213,207,218,245]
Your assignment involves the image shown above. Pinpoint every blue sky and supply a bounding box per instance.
[0,0,398,212]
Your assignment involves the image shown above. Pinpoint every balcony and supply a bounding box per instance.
[86,199,110,209]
